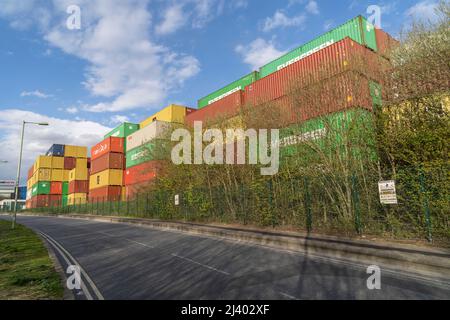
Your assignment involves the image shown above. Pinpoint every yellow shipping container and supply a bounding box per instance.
[27,179,33,190]
[51,156,65,169]
[76,158,88,170]
[51,169,64,182]
[63,170,71,182]
[68,193,87,205]
[69,167,88,182]
[77,146,88,158]
[89,169,123,190]
[64,145,78,158]
[35,168,51,182]
[140,104,191,128]
[35,156,52,170]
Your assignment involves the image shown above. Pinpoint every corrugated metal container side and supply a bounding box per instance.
[64,145,78,158]
[62,182,69,195]
[375,28,399,59]
[125,140,171,169]
[245,37,387,108]
[126,120,178,152]
[62,195,68,207]
[259,16,377,78]
[34,195,50,208]
[88,185,122,202]
[31,182,50,196]
[89,169,123,189]
[46,144,65,157]
[124,161,165,186]
[64,157,77,170]
[125,182,150,200]
[50,182,63,195]
[252,71,378,127]
[34,168,51,182]
[27,165,34,180]
[35,156,52,170]
[197,71,258,109]
[69,167,89,182]
[140,105,194,128]
[104,122,140,139]
[91,137,125,160]
[51,169,64,182]
[69,180,89,194]
[51,156,65,169]
[68,193,87,205]
[90,153,125,175]
[185,91,243,127]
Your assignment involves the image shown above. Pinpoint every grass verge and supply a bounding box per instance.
[0,219,64,300]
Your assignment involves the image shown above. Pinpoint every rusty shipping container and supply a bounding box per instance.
[90,153,125,175]
[245,37,387,108]
[69,180,89,194]
[89,185,122,202]
[64,157,77,170]
[124,182,149,200]
[91,137,124,160]
[185,90,243,127]
[124,161,164,186]
[375,28,399,59]
[257,71,381,127]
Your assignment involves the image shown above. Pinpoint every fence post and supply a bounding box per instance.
[352,174,362,235]
[146,193,149,217]
[419,170,433,243]
[303,176,312,233]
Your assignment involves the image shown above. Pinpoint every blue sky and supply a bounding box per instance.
[0,0,442,182]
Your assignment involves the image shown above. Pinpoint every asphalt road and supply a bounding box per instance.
[2,215,449,300]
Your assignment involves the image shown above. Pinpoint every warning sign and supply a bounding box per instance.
[378,180,398,205]
[174,194,180,206]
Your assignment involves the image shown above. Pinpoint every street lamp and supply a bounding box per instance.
[12,121,49,229]
[0,160,8,163]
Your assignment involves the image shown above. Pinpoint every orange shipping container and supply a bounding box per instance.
[91,137,125,160]
[50,182,63,195]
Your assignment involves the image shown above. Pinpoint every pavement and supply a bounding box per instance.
[2,215,449,300]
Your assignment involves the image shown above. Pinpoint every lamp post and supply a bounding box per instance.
[12,121,49,229]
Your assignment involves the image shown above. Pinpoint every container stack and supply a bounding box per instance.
[88,123,139,202]
[26,144,88,209]
[68,158,89,206]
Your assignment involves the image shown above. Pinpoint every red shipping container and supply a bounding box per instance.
[64,157,77,170]
[91,137,124,160]
[50,182,63,195]
[49,195,62,207]
[89,186,122,202]
[90,152,124,175]
[375,28,399,59]
[124,161,164,186]
[69,180,89,194]
[260,71,376,127]
[35,195,50,208]
[125,182,150,200]
[185,91,243,127]
[245,37,387,109]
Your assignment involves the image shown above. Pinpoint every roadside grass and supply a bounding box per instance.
[0,219,64,300]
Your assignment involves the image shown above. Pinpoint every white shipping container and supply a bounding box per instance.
[26,189,32,200]
[126,120,176,152]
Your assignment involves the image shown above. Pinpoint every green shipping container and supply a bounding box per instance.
[126,140,170,169]
[104,122,140,139]
[278,109,377,163]
[31,182,51,196]
[198,71,259,109]
[259,16,378,78]
[62,182,69,195]
[62,195,68,207]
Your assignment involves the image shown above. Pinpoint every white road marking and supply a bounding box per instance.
[40,231,105,300]
[279,292,298,300]
[171,253,230,276]
[97,231,154,248]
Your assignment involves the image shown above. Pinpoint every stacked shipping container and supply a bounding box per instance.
[26,145,89,209]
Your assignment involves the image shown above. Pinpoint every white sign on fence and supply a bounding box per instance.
[174,194,180,206]
[378,180,398,205]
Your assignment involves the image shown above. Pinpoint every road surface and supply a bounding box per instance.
[2,215,449,300]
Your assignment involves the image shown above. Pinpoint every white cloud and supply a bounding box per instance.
[66,107,78,114]
[263,10,307,32]
[236,38,287,70]
[20,90,53,99]
[156,4,188,35]
[405,0,440,22]
[0,109,111,183]
[323,19,334,31]
[110,115,130,125]
[305,1,320,15]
